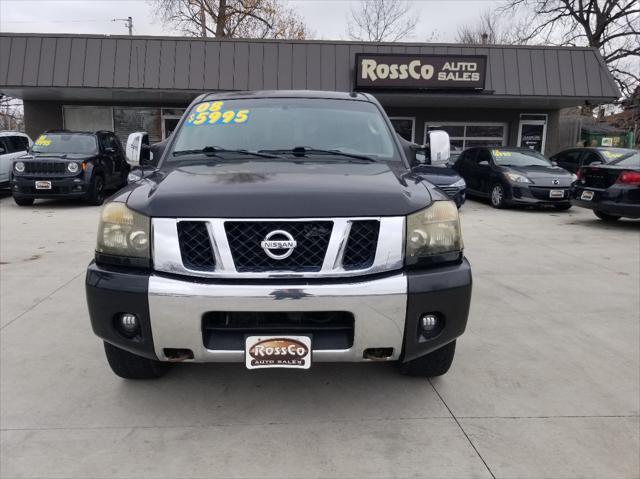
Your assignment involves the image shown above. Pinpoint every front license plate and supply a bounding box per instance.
[581,190,594,201]
[35,181,51,190]
[245,335,311,370]
[549,189,565,199]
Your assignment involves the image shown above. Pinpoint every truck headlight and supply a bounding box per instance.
[406,201,463,264]
[67,162,79,173]
[14,161,25,173]
[96,203,150,260]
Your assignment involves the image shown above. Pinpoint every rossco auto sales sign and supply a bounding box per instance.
[355,54,487,90]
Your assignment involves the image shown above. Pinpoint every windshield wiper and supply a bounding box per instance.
[173,146,281,159]
[259,146,378,162]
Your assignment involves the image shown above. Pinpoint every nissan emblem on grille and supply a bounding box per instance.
[260,230,297,260]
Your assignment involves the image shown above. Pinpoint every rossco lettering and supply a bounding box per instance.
[362,58,434,82]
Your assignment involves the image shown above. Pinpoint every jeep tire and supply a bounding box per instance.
[554,204,572,211]
[103,342,169,379]
[13,196,34,206]
[594,210,621,222]
[87,174,106,206]
[400,340,456,377]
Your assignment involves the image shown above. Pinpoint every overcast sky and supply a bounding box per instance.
[0,0,503,42]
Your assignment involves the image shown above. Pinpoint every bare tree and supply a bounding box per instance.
[500,0,639,97]
[347,0,418,42]
[456,10,529,45]
[0,96,24,131]
[151,0,310,39]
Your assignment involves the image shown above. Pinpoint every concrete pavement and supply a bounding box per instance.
[1,193,638,478]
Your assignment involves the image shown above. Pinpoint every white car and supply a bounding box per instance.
[0,131,32,188]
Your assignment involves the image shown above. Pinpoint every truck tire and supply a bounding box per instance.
[490,184,507,209]
[594,210,621,222]
[87,174,106,206]
[103,342,169,379]
[13,196,34,206]
[400,340,456,377]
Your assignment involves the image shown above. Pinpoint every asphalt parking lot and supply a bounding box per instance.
[1,194,638,479]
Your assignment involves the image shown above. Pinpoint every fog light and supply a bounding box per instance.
[119,313,139,335]
[420,314,439,332]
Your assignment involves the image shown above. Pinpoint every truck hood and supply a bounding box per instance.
[125,160,433,218]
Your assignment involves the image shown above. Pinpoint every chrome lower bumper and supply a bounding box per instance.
[148,273,407,362]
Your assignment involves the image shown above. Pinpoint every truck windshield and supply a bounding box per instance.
[491,149,552,167]
[32,133,97,155]
[169,98,399,162]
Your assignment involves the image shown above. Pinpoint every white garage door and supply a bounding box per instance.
[63,106,113,132]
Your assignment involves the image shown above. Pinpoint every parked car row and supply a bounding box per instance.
[1,126,638,222]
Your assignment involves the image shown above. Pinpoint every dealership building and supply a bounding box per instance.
[0,32,620,155]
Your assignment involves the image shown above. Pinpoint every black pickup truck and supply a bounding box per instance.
[86,91,472,379]
[11,130,129,206]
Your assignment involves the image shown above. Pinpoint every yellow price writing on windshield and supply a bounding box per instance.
[35,135,52,146]
[195,101,224,113]
[493,149,511,157]
[185,102,250,126]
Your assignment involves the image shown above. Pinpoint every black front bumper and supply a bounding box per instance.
[11,175,90,199]
[507,184,571,206]
[571,185,640,218]
[86,259,472,362]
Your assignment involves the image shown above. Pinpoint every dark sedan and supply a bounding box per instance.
[413,163,466,207]
[453,147,574,209]
[397,135,466,207]
[551,147,636,173]
[571,150,640,221]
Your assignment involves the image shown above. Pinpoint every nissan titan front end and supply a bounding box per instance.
[85,91,472,380]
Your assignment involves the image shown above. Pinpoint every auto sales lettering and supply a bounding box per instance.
[356,54,486,90]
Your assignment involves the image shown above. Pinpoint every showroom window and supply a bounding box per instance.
[162,108,186,139]
[389,117,415,142]
[425,122,507,153]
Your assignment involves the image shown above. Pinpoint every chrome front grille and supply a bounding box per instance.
[342,220,379,270]
[224,221,333,272]
[153,217,404,279]
[177,221,216,271]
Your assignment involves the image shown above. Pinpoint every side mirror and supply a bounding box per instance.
[125,131,149,166]
[409,144,428,164]
[127,167,144,184]
[427,130,450,165]
[0,146,5,154]
[551,160,558,166]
